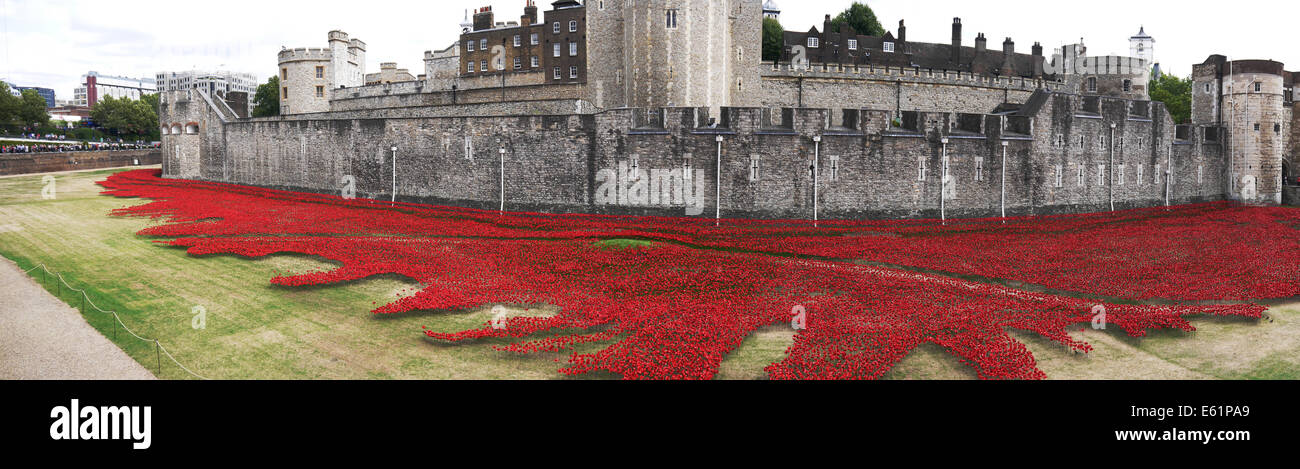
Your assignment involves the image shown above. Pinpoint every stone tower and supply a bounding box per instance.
[615,0,761,112]
[1196,57,1288,203]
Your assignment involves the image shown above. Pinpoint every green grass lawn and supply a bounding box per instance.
[0,167,1294,379]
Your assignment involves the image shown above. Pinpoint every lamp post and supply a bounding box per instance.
[390,146,397,204]
[715,135,723,224]
[499,147,506,213]
[1000,140,1008,222]
[812,135,822,224]
[1109,122,1116,212]
[940,137,949,223]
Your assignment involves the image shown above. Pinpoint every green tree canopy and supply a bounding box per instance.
[252,75,280,118]
[1150,73,1191,124]
[762,17,784,62]
[19,89,50,128]
[830,2,885,37]
[89,95,160,140]
[0,82,23,130]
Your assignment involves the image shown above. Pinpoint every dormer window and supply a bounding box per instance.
[883,41,894,53]
[847,39,858,50]
[807,37,819,48]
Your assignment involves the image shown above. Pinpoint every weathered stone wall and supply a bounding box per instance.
[160,87,1229,221]
[757,64,1065,115]
[0,150,160,176]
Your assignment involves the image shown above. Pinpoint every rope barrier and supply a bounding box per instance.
[21,263,211,380]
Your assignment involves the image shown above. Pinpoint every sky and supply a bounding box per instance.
[1,0,1295,103]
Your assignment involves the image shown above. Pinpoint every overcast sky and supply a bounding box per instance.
[1,0,1294,102]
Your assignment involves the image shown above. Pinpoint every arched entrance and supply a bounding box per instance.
[1241,175,1258,201]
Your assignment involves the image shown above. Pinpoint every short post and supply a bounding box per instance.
[155,340,161,374]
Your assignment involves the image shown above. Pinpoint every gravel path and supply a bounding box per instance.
[0,257,155,380]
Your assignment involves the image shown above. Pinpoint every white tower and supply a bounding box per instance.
[460,10,473,34]
[1129,26,1154,65]
[763,0,781,20]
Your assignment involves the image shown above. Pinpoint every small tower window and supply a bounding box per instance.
[1087,77,1098,93]
[666,9,678,29]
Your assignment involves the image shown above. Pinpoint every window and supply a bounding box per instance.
[530,33,539,45]
[1117,164,1125,185]
[315,86,324,98]
[1254,82,1262,92]
[553,22,560,34]
[570,66,578,79]
[848,39,858,50]
[513,57,522,70]
[514,35,521,47]
[554,43,561,57]
[282,86,288,98]
[467,40,474,52]
[1076,135,1085,150]
[807,37,819,48]
[883,41,894,53]
[974,157,984,181]
[749,155,760,181]
[1099,135,1107,149]
[1087,77,1098,93]
[1154,164,1162,184]
[530,56,539,68]
[480,39,487,50]
[1137,164,1144,185]
[1276,123,1283,133]
[570,42,578,56]
[666,9,678,29]
[1054,134,1065,148]
[466,61,474,73]
[281,68,287,80]
[554,67,561,80]
[1098,164,1107,186]
[1205,83,1212,93]
[480,60,487,72]
[918,157,928,181]
[1054,164,1063,187]
[463,136,473,160]
[1198,165,1203,184]
[569,20,578,32]
[1255,123,1261,131]
[830,156,840,181]
[1077,165,1085,186]
[1123,79,1132,92]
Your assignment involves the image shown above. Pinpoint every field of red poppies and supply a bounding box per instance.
[97,169,1292,379]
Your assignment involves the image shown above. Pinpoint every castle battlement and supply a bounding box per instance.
[760,61,1067,93]
[278,48,331,63]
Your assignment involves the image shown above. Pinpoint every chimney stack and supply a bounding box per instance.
[1001,37,1015,75]
[522,0,538,26]
[951,18,962,64]
[1032,42,1044,78]
[975,33,987,53]
[898,20,906,43]
[473,6,494,31]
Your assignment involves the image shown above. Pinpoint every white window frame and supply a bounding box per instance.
[569,20,578,32]
[466,40,475,52]
[570,66,578,79]
[1097,164,1107,186]
[570,42,578,57]
[480,39,487,50]
[553,22,560,34]
[1054,164,1063,187]
[554,67,561,80]
[513,35,521,47]
[1077,165,1086,186]
[883,41,894,53]
[829,155,840,181]
[1154,164,1162,184]
[807,37,819,48]
[530,56,539,68]
[530,33,539,45]
[847,39,858,50]
[554,43,561,57]
[513,57,522,70]
[480,60,487,72]
[974,157,984,182]
[749,155,761,182]
[1117,164,1125,185]
[918,157,928,181]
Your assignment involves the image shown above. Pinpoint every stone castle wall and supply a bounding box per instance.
[160,88,1228,220]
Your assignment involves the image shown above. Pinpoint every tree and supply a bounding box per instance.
[762,17,785,62]
[252,75,280,118]
[0,82,21,131]
[1149,73,1191,124]
[89,94,160,140]
[18,89,50,128]
[830,2,885,37]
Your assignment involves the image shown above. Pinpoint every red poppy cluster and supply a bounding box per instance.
[97,169,1280,379]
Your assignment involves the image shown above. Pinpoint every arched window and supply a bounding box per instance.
[161,126,170,135]
[171,124,183,135]
[185,123,199,134]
